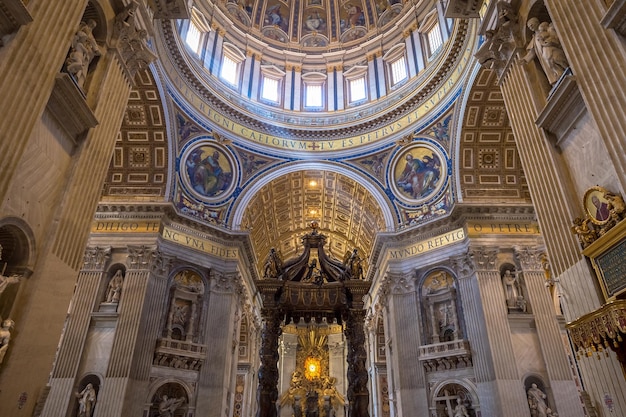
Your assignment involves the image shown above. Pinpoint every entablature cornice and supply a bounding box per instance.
[156,17,474,144]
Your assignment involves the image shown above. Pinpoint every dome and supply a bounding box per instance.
[220,0,406,52]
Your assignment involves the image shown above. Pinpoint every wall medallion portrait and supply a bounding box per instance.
[180,140,237,202]
[391,143,447,204]
[584,186,612,225]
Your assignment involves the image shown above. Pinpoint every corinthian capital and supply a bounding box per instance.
[83,246,111,271]
[451,252,475,278]
[469,247,498,271]
[210,271,244,295]
[384,272,416,295]
[151,251,175,276]
[126,245,156,269]
[515,247,545,271]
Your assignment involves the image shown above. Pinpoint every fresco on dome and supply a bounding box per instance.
[263,2,290,33]
[376,3,403,26]
[340,1,366,32]
[181,142,235,201]
[303,9,327,34]
[301,34,329,47]
[392,144,444,202]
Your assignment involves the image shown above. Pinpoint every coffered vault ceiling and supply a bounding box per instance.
[240,171,386,276]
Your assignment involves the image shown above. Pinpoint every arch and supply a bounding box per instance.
[430,379,480,416]
[0,216,36,275]
[230,161,396,231]
[70,373,103,417]
[146,379,193,416]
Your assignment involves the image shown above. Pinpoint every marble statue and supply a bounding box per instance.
[453,403,470,417]
[502,269,522,309]
[66,20,101,89]
[263,247,283,278]
[105,269,124,303]
[521,17,569,85]
[0,318,15,364]
[0,244,21,298]
[76,383,97,417]
[158,395,185,417]
[343,248,364,280]
[527,383,548,417]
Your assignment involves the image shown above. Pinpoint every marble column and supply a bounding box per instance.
[40,246,111,417]
[344,309,370,417]
[467,247,528,417]
[256,308,282,417]
[515,247,584,417]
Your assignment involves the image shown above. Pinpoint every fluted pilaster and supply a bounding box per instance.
[95,246,159,416]
[546,0,626,191]
[0,0,87,201]
[124,251,174,416]
[451,253,494,383]
[51,53,132,270]
[515,247,584,417]
[381,272,428,417]
[197,271,241,417]
[41,247,111,417]
[468,247,528,417]
[501,63,602,320]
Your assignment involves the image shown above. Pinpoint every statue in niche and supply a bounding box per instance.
[158,394,185,417]
[0,318,15,364]
[0,244,21,298]
[527,383,549,417]
[172,304,189,327]
[104,269,124,303]
[66,20,101,89]
[521,17,569,85]
[502,269,524,310]
[453,403,470,417]
[75,383,97,417]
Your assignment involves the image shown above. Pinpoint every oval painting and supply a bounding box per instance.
[181,142,236,201]
[391,144,445,203]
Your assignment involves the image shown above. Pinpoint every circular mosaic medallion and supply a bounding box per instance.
[179,139,237,202]
[390,143,447,204]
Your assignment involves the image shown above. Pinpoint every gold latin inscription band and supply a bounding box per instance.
[162,226,238,259]
[389,228,466,259]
